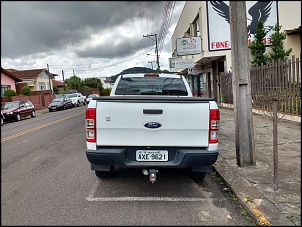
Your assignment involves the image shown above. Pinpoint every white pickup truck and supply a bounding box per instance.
[85,73,220,183]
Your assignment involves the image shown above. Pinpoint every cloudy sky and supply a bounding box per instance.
[1,1,186,81]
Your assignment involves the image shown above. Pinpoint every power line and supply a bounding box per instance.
[49,47,155,72]
[158,1,176,54]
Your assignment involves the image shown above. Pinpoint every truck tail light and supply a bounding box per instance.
[144,73,159,77]
[209,109,220,144]
[86,108,96,143]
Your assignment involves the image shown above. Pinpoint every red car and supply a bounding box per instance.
[2,100,36,122]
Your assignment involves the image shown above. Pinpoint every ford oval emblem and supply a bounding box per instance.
[144,122,162,129]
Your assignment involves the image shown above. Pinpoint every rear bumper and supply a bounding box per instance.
[86,147,218,169]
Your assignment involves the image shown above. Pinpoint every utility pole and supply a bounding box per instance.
[229,1,255,166]
[47,64,53,94]
[143,34,160,70]
[148,61,155,70]
[62,70,66,91]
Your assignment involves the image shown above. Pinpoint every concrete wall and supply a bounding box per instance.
[1,93,55,110]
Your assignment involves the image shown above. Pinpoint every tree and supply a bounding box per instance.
[248,21,270,67]
[65,75,82,90]
[21,86,32,96]
[267,23,292,63]
[82,77,103,93]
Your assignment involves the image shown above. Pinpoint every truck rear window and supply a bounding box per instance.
[115,77,188,96]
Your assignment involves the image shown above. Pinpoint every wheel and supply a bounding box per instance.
[77,101,80,107]
[1,117,3,126]
[31,110,36,118]
[15,113,21,121]
[187,168,207,180]
[84,100,87,105]
[63,105,66,110]
[95,167,114,178]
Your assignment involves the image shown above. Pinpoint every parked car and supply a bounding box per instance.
[48,95,73,112]
[86,94,100,103]
[193,83,205,97]
[1,110,4,126]
[66,93,86,107]
[1,100,36,122]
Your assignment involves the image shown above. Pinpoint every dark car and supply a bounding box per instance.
[2,100,36,122]
[48,95,73,112]
[1,110,4,126]
[86,94,100,103]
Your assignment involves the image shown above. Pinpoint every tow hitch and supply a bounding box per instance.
[142,169,158,183]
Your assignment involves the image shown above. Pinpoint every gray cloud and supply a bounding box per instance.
[1,1,185,77]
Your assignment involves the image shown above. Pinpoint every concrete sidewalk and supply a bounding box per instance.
[214,106,301,226]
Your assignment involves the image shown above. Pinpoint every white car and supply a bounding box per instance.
[86,94,100,103]
[66,93,87,107]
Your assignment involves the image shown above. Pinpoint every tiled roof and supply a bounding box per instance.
[6,68,46,79]
[1,67,23,82]
[52,79,65,87]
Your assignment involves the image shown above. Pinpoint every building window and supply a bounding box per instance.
[39,82,46,90]
[194,16,200,37]
[1,85,11,97]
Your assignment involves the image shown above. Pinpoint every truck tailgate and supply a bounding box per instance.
[95,98,210,147]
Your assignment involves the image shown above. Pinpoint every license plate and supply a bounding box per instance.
[52,107,56,109]
[136,150,168,161]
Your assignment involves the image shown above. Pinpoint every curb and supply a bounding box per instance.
[213,161,293,226]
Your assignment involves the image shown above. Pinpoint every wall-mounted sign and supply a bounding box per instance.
[188,68,203,75]
[176,37,202,56]
[169,58,176,68]
[206,1,278,51]
[174,58,194,69]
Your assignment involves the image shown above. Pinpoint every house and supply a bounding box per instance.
[1,67,23,97]
[171,1,301,102]
[52,79,66,92]
[6,68,57,94]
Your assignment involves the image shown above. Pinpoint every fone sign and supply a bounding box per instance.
[176,37,202,56]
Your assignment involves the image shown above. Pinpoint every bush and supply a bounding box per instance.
[4,89,17,97]
[21,86,32,96]
[100,87,112,96]
[53,86,59,94]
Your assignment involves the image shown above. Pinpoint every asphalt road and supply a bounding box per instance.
[1,106,256,226]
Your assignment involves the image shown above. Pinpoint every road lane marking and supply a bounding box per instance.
[1,112,83,142]
[86,180,206,202]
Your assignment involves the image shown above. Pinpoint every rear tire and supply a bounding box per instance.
[95,167,114,178]
[187,168,207,180]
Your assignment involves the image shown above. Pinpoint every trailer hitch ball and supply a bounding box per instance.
[149,169,158,183]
